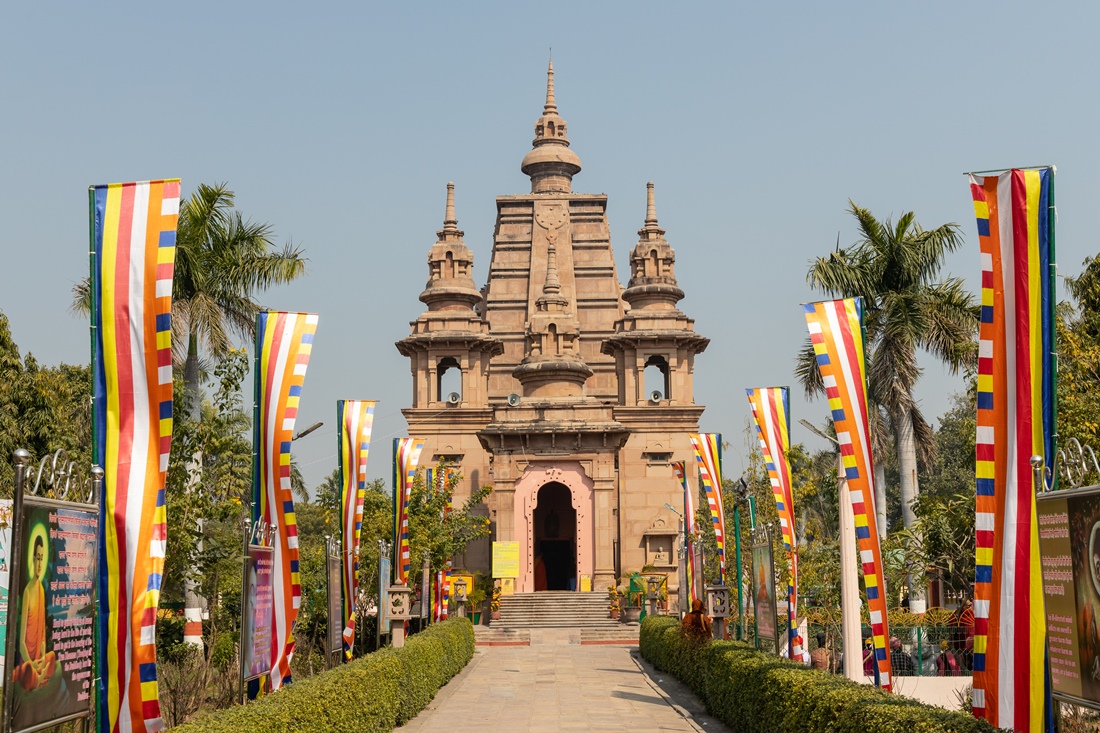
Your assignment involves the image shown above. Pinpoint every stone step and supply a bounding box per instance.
[494,589,621,630]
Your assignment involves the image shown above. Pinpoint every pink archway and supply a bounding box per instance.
[513,463,594,592]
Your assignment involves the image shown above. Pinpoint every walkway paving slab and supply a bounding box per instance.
[401,644,731,732]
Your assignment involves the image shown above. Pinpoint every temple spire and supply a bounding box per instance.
[521,61,581,193]
[639,181,666,240]
[437,181,463,241]
[444,182,457,229]
[419,182,480,312]
[544,58,557,114]
[623,181,682,311]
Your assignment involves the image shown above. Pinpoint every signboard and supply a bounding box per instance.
[326,551,342,654]
[751,532,779,654]
[492,542,519,579]
[1037,485,1100,708]
[378,556,390,636]
[242,545,274,682]
[6,501,98,733]
[0,500,12,679]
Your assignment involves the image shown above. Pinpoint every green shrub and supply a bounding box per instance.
[173,618,474,732]
[639,616,997,733]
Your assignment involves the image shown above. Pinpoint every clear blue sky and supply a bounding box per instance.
[2,1,1096,490]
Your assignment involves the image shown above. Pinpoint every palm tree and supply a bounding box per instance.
[796,203,977,532]
[174,183,307,416]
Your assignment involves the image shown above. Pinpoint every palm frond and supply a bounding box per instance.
[70,277,91,317]
[794,337,826,398]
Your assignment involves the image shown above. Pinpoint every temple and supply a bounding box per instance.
[396,60,709,601]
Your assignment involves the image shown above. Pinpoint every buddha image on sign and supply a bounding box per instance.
[1091,521,1100,599]
[14,526,57,691]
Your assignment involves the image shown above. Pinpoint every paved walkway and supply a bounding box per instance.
[402,642,728,733]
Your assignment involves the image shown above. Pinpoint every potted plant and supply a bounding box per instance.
[621,574,644,623]
[608,585,620,620]
[491,584,502,620]
[467,572,491,625]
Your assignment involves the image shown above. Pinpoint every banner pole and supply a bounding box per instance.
[248,311,263,696]
[87,187,101,733]
[1048,169,1058,492]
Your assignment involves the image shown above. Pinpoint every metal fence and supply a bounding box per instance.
[736,607,974,678]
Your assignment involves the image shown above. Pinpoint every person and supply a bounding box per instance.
[810,632,833,672]
[890,636,916,676]
[779,635,811,664]
[533,553,547,592]
[681,599,711,641]
[936,640,960,676]
[14,536,56,691]
[862,637,876,676]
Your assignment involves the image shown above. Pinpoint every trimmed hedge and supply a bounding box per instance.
[173,618,475,732]
[639,616,997,733]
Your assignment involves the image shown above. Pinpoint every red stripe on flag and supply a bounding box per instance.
[1010,170,1033,731]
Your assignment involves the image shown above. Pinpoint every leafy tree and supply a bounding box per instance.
[796,203,978,531]
[405,466,492,594]
[0,309,91,492]
[1059,256,1100,486]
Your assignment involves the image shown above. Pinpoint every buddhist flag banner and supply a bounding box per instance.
[802,298,892,690]
[968,168,1055,732]
[336,400,375,660]
[92,179,180,733]
[673,461,699,606]
[689,434,725,584]
[746,387,801,659]
[253,311,319,689]
[393,438,425,584]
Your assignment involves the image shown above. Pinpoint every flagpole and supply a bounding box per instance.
[89,185,107,733]
[963,165,1054,175]
[1048,169,1058,492]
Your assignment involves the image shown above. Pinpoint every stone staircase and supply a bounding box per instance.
[495,591,621,629]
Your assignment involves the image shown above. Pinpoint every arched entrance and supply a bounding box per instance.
[532,483,576,591]
[513,463,595,593]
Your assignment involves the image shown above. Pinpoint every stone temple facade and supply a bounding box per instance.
[396,61,709,601]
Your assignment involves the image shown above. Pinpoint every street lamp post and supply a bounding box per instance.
[799,419,863,683]
[664,503,688,616]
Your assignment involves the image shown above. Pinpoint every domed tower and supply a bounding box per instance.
[397,183,503,412]
[603,182,709,407]
[520,60,582,194]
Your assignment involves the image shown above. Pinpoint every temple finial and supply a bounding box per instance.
[443,182,458,232]
[544,58,557,114]
[544,242,562,295]
[645,182,658,226]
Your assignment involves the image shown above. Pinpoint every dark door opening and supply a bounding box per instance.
[532,482,577,591]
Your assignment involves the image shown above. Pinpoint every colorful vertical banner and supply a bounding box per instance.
[426,467,453,622]
[968,168,1055,731]
[253,311,319,689]
[802,298,892,690]
[746,387,800,659]
[392,438,425,585]
[672,461,699,606]
[336,400,375,660]
[91,179,180,733]
[689,434,725,584]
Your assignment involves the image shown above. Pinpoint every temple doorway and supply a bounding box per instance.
[532,482,577,591]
